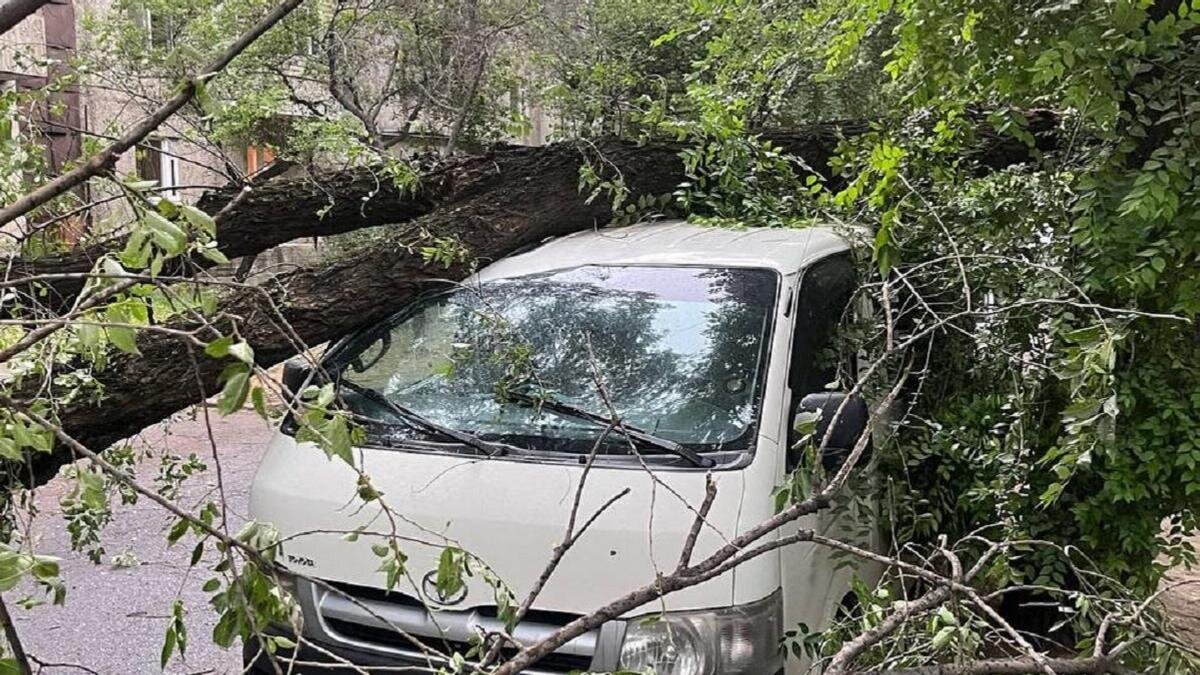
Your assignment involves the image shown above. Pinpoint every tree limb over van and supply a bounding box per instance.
[5,112,1057,306]
[10,114,1058,486]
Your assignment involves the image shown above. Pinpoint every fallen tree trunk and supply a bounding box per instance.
[3,112,1057,306]
[0,0,50,37]
[22,139,684,483]
[5,130,845,302]
[15,115,1060,484]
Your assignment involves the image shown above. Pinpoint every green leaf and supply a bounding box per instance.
[204,336,234,358]
[212,610,238,648]
[106,325,139,354]
[180,204,215,235]
[202,578,221,593]
[0,438,21,461]
[142,211,189,256]
[937,606,956,625]
[227,341,254,365]
[31,556,59,580]
[436,547,465,599]
[217,368,251,415]
[198,244,229,265]
[120,228,152,268]
[77,470,107,510]
[160,622,177,668]
[167,518,190,546]
[931,625,956,650]
[324,414,354,464]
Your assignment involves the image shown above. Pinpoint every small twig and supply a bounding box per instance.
[859,656,1136,675]
[675,474,717,572]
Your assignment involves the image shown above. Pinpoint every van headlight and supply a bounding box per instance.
[618,591,782,675]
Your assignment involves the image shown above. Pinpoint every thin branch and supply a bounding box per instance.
[860,656,1137,675]
[675,474,717,572]
[0,0,306,228]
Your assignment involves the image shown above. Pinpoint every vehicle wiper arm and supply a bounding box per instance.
[340,381,514,458]
[504,388,714,468]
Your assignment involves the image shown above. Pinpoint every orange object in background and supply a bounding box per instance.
[246,145,276,174]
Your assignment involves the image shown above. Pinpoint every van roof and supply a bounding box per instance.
[477,220,855,281]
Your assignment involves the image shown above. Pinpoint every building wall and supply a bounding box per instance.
[3,0,551,258]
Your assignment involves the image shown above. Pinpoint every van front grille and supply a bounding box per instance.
[324,618,592,673]
[311,581,604,674]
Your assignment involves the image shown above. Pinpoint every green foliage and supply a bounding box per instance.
[160,599,187,668]
[293,383,366,466]
[0,542,63,604]
[370,538,409,591]
[589,7,1200,666]
[644,0,1200,595]
[419,234,473,269]
[205,522,299,652]
[537,0,699,138]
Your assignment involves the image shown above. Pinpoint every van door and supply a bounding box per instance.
[777,254,867,671]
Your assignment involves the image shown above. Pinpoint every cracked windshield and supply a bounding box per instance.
[338,265,778,454]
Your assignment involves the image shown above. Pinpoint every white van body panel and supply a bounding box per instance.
[477,221,853,283]
[251,429,749,615]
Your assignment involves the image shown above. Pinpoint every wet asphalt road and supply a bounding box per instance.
[11,410,274,675]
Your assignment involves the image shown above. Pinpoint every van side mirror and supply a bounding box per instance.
[281,357,312,401]
[790,392,870,472]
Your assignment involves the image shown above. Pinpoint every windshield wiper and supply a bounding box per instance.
[503,388,715,468]
[340,381,516,458]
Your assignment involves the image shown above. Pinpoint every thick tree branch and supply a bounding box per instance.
[0,0,306,228]
[0,0,46,37]
[17,139,685,484]
[4,112,1058,307]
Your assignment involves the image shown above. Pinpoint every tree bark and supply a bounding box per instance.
[0,0,48,37]
[20,139,685,483]
[4,113,1057,306]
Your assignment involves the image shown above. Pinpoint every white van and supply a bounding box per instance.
[246,221,883,674]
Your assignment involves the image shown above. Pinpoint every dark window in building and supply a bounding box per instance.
[135,139,162,184]
[136,138,179,196]
[133,7,177,49]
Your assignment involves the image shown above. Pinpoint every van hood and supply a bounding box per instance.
[250,432,748,616]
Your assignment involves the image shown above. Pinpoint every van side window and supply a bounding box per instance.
[786,254,856,444]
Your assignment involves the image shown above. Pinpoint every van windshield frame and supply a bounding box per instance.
[323,265,781,464]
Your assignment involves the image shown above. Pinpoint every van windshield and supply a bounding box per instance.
[334,265,778,456]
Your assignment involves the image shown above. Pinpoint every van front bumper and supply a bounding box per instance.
[243,628,612,674]
[243,632,784,675]
[260,578,620,674]
[244,630,413,674]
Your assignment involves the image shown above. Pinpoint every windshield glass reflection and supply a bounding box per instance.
[336,265,778,455]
